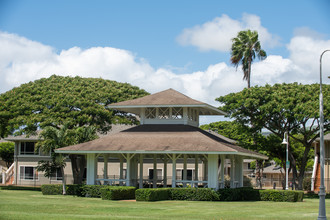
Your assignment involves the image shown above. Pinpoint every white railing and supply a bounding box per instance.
[311,155,319,191]
[2,163,14,185]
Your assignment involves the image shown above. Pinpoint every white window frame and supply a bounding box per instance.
[19,142,39,156]
[147,168,163,179]
[19,166,39,181]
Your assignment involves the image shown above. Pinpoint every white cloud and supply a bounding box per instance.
[176,13,279,52]
[0,29,329,126]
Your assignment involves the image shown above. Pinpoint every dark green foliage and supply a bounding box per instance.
[66,184,84,196]
[41,184,63,195]
[259,190,304,202]
[81,185,106,198]
[41,184,84,196]
[135,188,170,201]
[0,75,149,137]
[302,177,312,191]
[0,142,14,168]
[169,188,219,201]
[101,186,136,200]
[0,185,41,191]
[217,187,260,201]
[217,83,330,190]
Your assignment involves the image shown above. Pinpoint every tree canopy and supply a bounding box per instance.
[0,142,14,168]
[216,83,329,189]
[0,75,149,137]
[231,30,267,88]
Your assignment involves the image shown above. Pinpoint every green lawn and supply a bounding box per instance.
[0,190,329,220]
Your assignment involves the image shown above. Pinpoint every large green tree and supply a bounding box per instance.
[231,30,267,88]
[0,75,149,183]
[217,83,330,189]
[0,75,149,137]
[0,142,14,168]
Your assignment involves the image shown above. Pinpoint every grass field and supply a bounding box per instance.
[0,190,329,220]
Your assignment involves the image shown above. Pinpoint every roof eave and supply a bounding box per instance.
[55,149,267,159]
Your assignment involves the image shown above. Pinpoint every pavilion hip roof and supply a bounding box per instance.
[56,124,267,159]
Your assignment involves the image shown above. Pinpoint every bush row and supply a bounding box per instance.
[0,185,41,191]
[136,187,304,202]
[40,184,305,202]
[41,184,136,200]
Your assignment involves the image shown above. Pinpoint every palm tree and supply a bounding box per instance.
[36,124,75,195]
[230,30,267,88]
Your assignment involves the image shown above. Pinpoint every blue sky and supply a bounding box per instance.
[0,0,330,124]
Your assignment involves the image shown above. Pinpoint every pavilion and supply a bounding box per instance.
[56,89,267,189]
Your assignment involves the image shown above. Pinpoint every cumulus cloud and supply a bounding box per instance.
[177,13,279,52]
[0,28,329,124]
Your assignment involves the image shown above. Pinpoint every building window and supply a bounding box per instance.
[158,107,170,119]
[20,142,38,155]
[145,108,156,119]
[172,107,183,119]
[20,166,38,180]
[51,168,63,181]
[176,169,194,180]
[148,169,163,179]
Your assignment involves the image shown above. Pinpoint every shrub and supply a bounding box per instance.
[259,190,304,202]
[136,188,170,201]
[303,177,312,191]
[66,184,84,196]
[169,188,219,201]
[81,185,106,198]
[0,185,41,191]
[41,184,63,195]
[101,186,136,200]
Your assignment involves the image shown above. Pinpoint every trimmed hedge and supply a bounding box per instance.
[81,185,106,198]
[101,186,136,200]
[217,187,260,201]
[136,188,220,201]
[41,184,84,196]
[259,190,304,202]
[136,188,169,201]
[41,184,63,195]
[0,185,41,191]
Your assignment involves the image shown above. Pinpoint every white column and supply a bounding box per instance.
[103,154,108,180]
[119,155,124,186]
[183,107,188,125]
[230,156,235,188]
[140,108,145,125]
[87,153,97,185]
[183,154,187,187]
[220,155,225,188]
[153,154,157,188]
[194,155,199,187]
[126,153,131,186]
[236,156,243,187]
[172,154,177,188]
[139,154,144,188]
[208,154,219,189]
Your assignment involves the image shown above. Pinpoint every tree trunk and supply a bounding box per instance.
[69,154,86,184]
[61,166,66,195]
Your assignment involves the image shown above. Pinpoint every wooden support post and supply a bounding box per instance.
[139,154,144,189]
[163,156,168,187]
[153,154,157,188]
[119,155,124,186]
[103,154,108,180]
[195,155,199,187]
[183,154,187,187]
